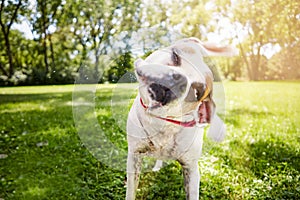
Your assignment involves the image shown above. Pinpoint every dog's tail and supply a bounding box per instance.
[207,114,226,142]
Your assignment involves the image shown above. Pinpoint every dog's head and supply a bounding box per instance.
[135,37,235,124]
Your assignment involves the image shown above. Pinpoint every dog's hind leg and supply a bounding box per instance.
[152,160,163,171]
[126,153,142,200]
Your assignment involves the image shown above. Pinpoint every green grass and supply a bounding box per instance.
[0,82,299,199]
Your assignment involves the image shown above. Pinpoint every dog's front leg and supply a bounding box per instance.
[181,161,200,200]
[126,152,142,200]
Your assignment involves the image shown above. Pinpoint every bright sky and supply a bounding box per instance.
[12,19,34,40]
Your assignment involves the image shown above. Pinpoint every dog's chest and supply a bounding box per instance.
[135,123,199,159]
[149,125,178,148]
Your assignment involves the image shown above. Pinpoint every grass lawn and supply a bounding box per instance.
[0,82,299,199]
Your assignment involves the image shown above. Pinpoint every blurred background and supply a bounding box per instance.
[1,0,299,86]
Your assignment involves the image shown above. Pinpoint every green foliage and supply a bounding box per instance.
[0,82,299,199]
[148,0,300,81]
[107,52,134,83]
[228,0,300,80]
[0,0,141,85]
[0,0,299,84]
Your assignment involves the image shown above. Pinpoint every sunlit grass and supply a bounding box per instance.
[0,82,299,199]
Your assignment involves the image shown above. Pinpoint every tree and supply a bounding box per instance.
[169,0,213,40]
[231,0,300,80]
[107,52,134,83]
[1,0,299,85]
[28,0,65,82]
[0,0,144,85]
[0,0,27,80]
[63,0,142,82]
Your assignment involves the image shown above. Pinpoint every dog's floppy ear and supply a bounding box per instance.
[201,42,238,57]
[198,97,226,142]
[197,75,226,142]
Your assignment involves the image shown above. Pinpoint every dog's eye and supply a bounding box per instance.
[185,82,205,102]
[192,82,205,101]
[171,48,181,66]
[194,88,199,99]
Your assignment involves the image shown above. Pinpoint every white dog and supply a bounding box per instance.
[126,37,235,200]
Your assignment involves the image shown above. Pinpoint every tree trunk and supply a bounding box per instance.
[238,43,253,80]
[0,62,8,76]
[42,35,49,75]
[0,0,23,78]
[49,34,55,73]
[41,1,49,77]
[94,45,100,81]
[251,46,262,81]
[2,31,14,77]
[250,60,259,81]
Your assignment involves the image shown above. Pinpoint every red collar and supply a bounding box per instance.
[140,98,196,127]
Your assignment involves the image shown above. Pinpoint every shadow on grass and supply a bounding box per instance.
[248,139,299,174]
[0,93,72,104]
[248,139,300,197]
[220,137,300,199]
[1,130,127,199]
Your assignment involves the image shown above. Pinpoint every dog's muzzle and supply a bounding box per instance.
[136,64,187,106]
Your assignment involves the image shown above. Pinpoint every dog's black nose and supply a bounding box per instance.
[148,73,187,105]
[148,83,176,105]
